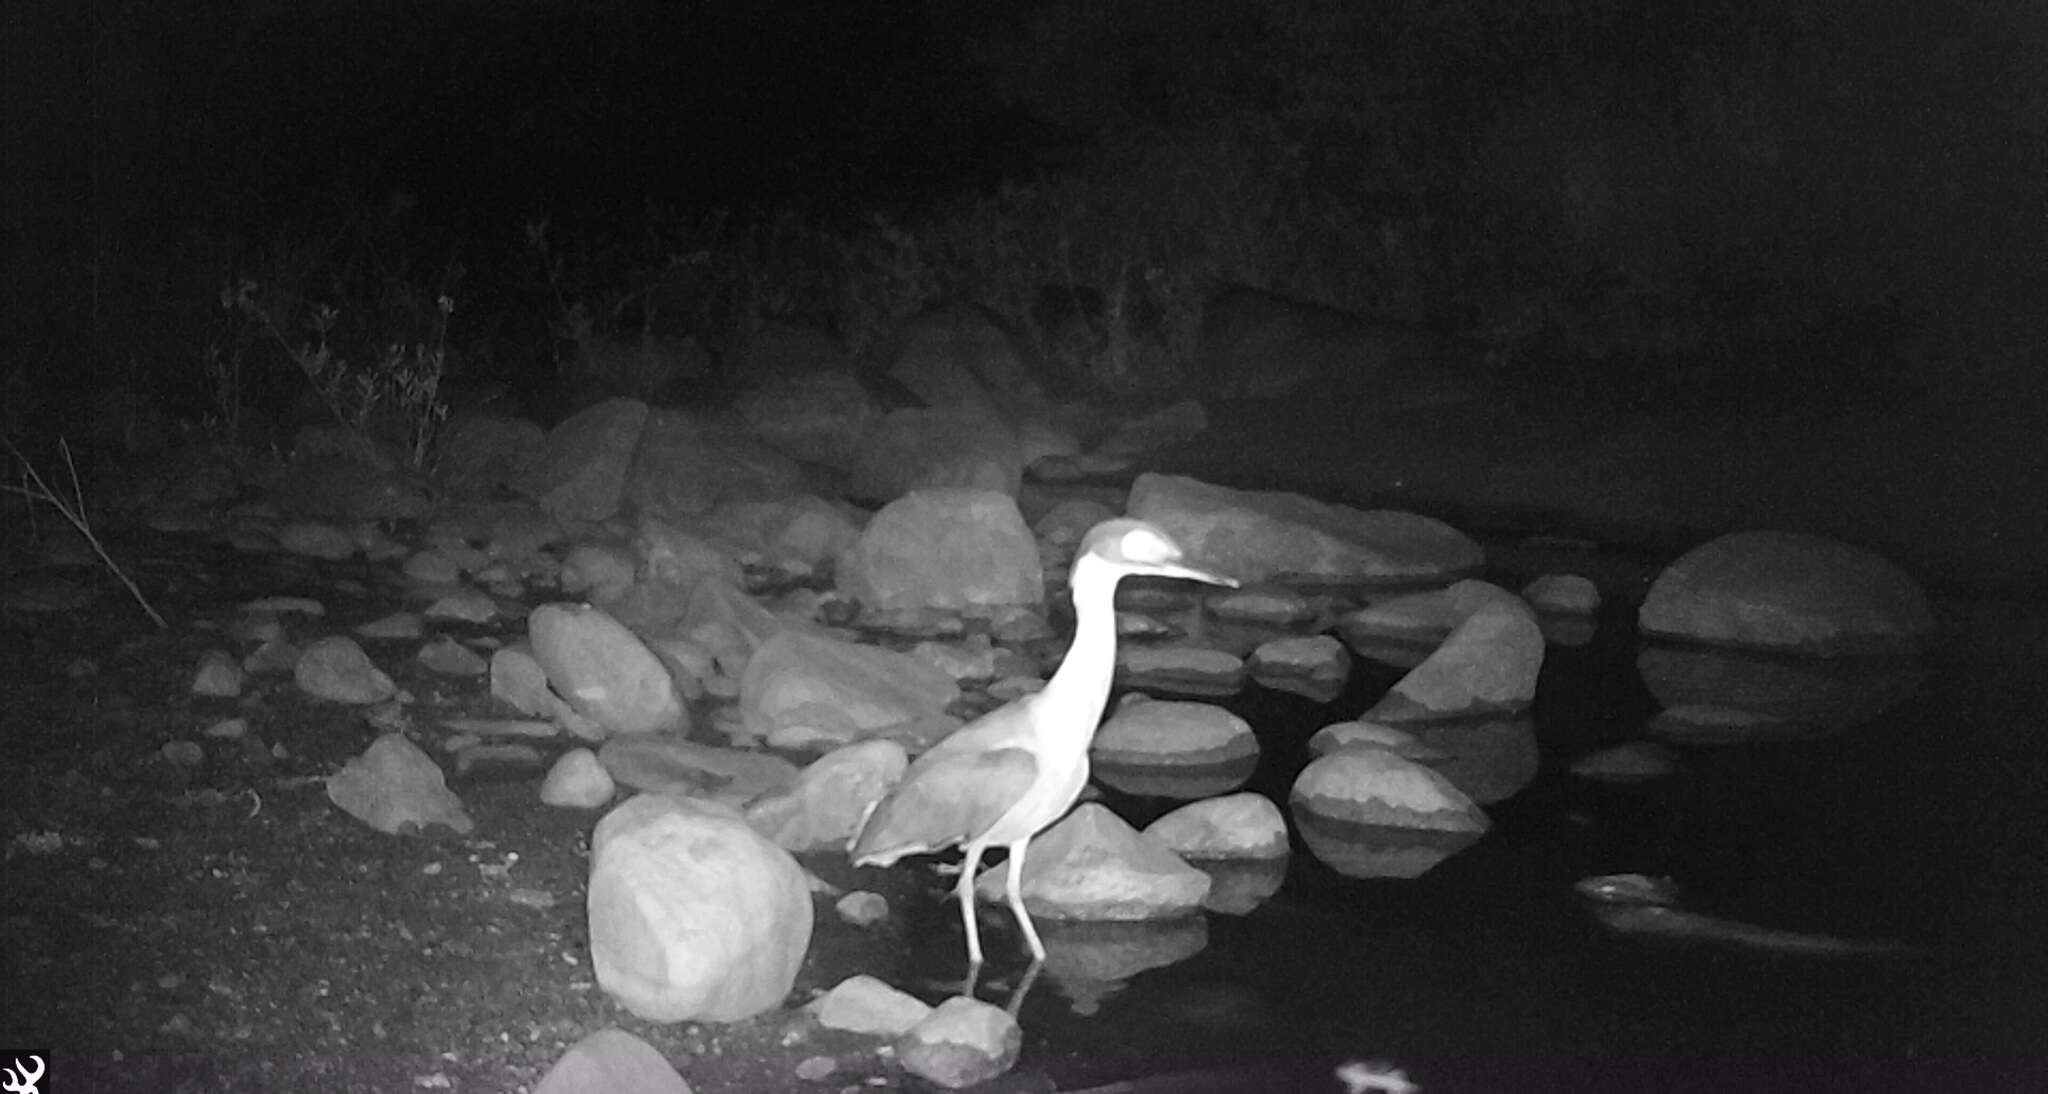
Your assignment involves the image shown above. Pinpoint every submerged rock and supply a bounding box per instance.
[1407,716,1540,805]
[1523,572,1601,616]
[1638,644,1929,739]
[1570,741,1681,783]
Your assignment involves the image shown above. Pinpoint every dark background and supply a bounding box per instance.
[5,0,2044,434]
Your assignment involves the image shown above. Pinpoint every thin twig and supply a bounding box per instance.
[1,435,168,629]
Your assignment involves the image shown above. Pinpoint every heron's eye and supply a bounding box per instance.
[1121,529,1174,562]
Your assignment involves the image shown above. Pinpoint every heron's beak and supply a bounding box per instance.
[1150,560,1240,588]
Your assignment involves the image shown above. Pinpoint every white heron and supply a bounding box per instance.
[850,518,1238,969]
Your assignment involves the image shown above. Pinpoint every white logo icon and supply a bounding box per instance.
[1,1055,43,1094]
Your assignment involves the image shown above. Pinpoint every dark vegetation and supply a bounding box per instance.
[6,0,2043,473]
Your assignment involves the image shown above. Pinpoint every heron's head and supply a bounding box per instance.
[1076,518,1239,588]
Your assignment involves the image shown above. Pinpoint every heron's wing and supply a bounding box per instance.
[918,692,1041,757]
[850,746,1039,865]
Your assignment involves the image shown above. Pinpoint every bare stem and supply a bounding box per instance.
[1,435,169,629]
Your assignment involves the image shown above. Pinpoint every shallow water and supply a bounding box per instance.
[881,544,2045,1093]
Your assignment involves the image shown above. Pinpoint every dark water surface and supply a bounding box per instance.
[883,537,2046,1094]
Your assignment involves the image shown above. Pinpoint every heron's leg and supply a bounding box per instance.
[1004,958,1044,1019]
[1005,838,1046,962]
[956,843,987,967]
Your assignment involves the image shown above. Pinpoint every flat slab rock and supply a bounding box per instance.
[1127,472,1483,585]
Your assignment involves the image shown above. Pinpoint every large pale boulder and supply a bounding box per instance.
[837,489,1043,613]
[587,794,813,1023]
[1638,530,1933,656]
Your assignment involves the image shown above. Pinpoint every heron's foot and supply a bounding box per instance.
[922,963,985,1001]
[924,958,1050,1006]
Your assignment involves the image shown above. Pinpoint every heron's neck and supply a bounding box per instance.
[1039,562,1122,733]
